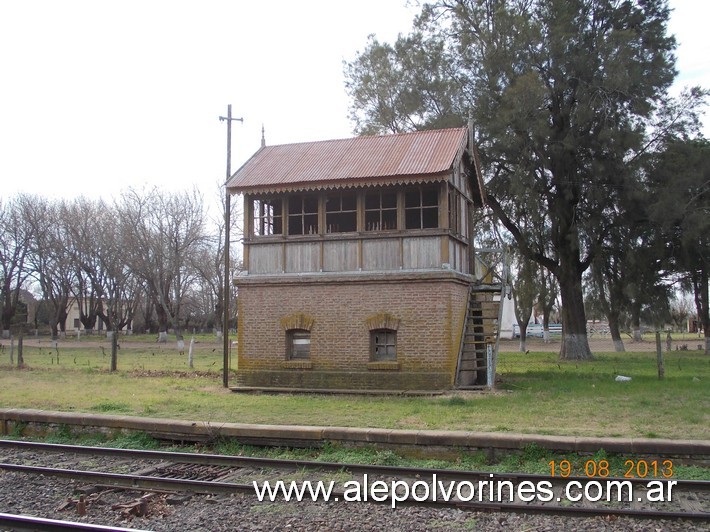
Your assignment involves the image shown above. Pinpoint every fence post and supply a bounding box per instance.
[655,331,665,380]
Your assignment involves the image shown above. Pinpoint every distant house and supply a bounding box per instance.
[226,126,503,391]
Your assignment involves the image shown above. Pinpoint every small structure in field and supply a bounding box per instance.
[226,126,503,391]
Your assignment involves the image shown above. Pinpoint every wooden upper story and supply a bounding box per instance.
[227,127,485,277]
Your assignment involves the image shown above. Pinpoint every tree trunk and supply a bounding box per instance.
[156,304,169,343]
[608,312,625,353]
[519,323,528,353]
[557,265,593,360]
[692,267,709,356]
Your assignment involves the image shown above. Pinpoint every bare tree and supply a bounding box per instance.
[512,254,537,353]
[191,183,244,337]
[62,198,105,334]
[0,196,35,337]
[23,196,74,339]
[118,187,208,343]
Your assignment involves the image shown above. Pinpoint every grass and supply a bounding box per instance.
[0,336,708,440]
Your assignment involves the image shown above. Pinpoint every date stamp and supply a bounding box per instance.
[549,459,674,478]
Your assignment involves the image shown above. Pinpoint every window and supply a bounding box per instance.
[448,188,462,236]
[405,185,439,229]
[288,194,319,235]
[325,191,357,233]
[371,329,396,361]
[253,198,282,236]
[365,189,397,231]
[287,329,311,359]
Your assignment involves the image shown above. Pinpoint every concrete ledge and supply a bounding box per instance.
[230,386,444,396]
[1,408,708,458]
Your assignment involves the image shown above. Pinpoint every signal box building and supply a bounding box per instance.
[227,127,502,391]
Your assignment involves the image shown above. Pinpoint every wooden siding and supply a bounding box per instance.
[323,240,359,272]
[249,243,283,274]
[285,242,320,273]
[362,238,401,271]
[246,234,472,274]
[403,236,441,269]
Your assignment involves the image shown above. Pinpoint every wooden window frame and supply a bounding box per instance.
[364,188,398,231]
[252,197,283,236]
[325,190,357,233]
[287,194,319,235]
[370,329,397,361]
[287,329,311,360]
[405,185,439,229]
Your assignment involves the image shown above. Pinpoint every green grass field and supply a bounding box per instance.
[0,335,708,440]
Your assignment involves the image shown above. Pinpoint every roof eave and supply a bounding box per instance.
[228,171,452,196]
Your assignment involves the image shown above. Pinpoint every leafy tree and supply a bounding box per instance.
[648,138,710,354]
[345,0,695,359]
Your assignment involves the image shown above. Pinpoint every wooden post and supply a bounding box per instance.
[656,331,665,380]
[188,337,195,369]
[110,330,118,372]
[219,104,243,388]
[17,332,23,367]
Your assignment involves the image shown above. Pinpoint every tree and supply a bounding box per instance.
[511,254,538,352]
[62,198,104,334]
[23,196,74,339]
[346,0,687,359]
[670,294,694,333]
[118,188,208,343]
[537,266,558,344]
[648,138,710,354]
[0,196,35,336]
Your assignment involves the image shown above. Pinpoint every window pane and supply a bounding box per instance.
[405,189,420,207]
[288,216,303,235]
[303,195,319,213]
[405,209,421,229]
[325,195,340,212]
[326,211,356,233]
[365,191,380,210]
[422,207,438,228]
[304,214,318,234]
[288,196,302,214]
[422,187,438,206]
[382,191,397,209]
[372,329,396,361]
[381,209,397,230]
[290,330,310,359]
[341,192,356,211]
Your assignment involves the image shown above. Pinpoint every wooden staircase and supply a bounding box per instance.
[456,285,502,389]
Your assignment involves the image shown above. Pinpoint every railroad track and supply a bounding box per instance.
[0,440,708,525]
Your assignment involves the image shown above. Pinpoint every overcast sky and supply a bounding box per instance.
[1,0,707,202]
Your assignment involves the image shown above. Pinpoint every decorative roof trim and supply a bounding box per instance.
[237,173,448,196]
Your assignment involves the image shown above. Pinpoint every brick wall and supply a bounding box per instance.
[235,271,470,391]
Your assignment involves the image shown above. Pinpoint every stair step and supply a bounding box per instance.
[459,361,487,371]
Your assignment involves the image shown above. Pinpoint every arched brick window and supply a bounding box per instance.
[366,312,400,362]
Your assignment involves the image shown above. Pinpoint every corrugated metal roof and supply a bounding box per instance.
[227,127,468,194]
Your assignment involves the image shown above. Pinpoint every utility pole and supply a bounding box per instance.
[219,104,243,388]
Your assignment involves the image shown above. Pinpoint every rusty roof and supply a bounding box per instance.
[227,127,469,194]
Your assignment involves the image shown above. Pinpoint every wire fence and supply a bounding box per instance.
[497,332,708,377]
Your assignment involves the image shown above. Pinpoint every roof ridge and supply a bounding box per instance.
[263,127,468,149]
